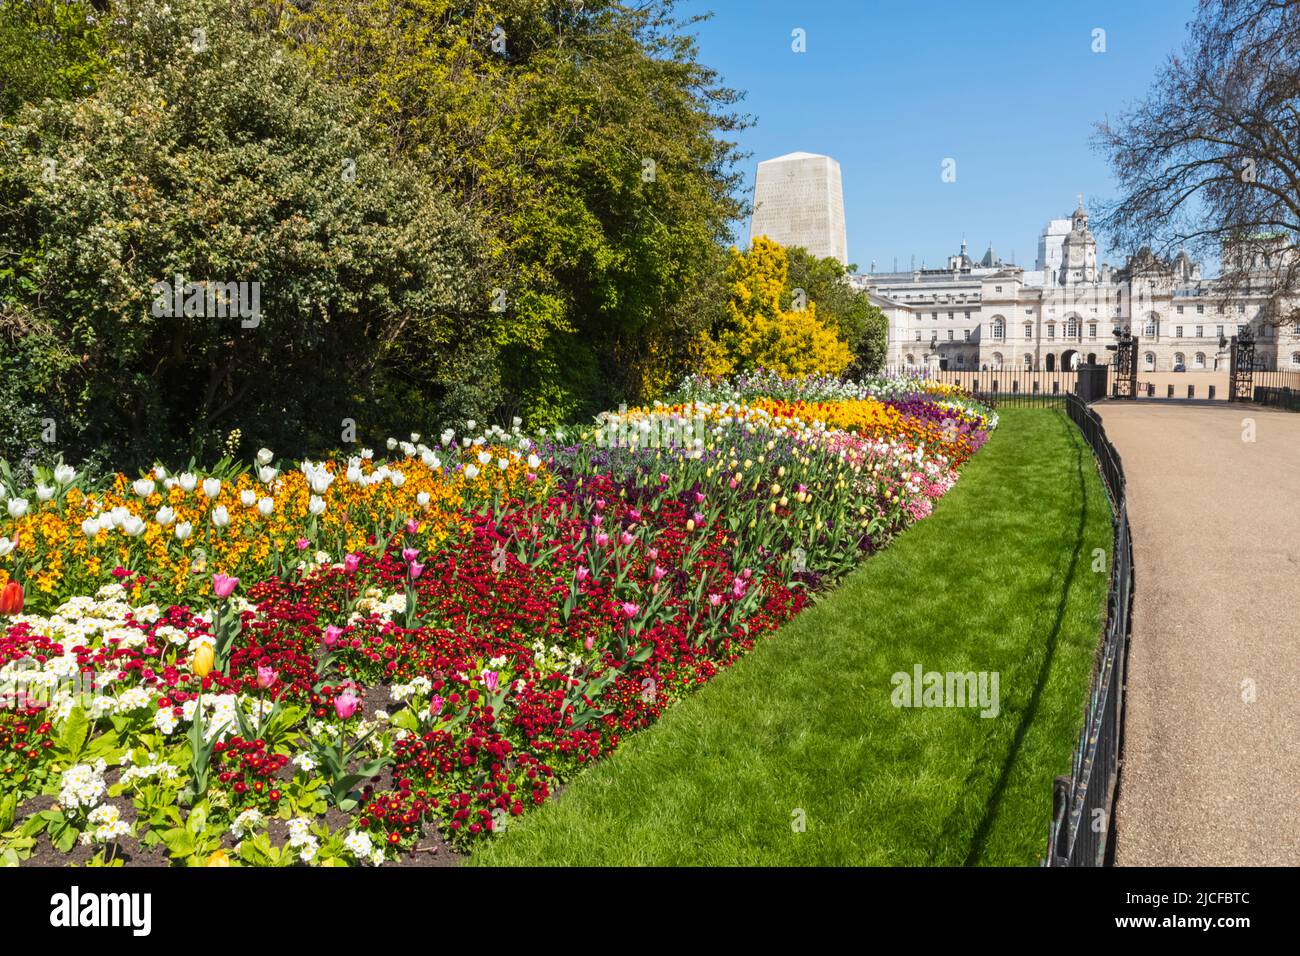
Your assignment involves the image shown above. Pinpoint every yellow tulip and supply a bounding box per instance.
[206,849,231,867]
[192,644,215,678]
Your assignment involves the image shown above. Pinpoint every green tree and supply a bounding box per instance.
[0,0,108,118]
[784,246,888,374]
[0,0,486,469]
[280,0,748,423]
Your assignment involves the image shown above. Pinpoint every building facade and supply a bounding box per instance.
[852,199,1300,373]
[750,152,848,265]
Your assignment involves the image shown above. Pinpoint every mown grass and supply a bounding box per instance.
[469,408,1112,866]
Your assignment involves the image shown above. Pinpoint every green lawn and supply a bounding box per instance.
[470,408,1112,866]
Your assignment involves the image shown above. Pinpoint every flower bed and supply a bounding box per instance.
[0,375,995,866]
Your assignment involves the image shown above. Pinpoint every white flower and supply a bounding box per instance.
[386,437,397,450]
[230,808,265,839]
[416,491,430,507]
[389,472,405,489]
[178,473,198,493]
[308,495,327,516]
[85,803,131,843]
[466,419,477,431]
[153,707,179,735]
[477,450,491,466]
[155,506,176,526]
[292,752,317,773]
[59,761,108,811]
[361,448,374,460]
[240,489,256,507]
[258,466,278,485]
[54,464,76,485]
[121,516,146,537]
[256,448,275,465]
[211,505,230,528]
[463,465,479,480]
[497,457,509,471]
[174,522,193,541]
[132,478,156,497]
[153,465,168,480]
[7,498,28,518]
[80,519,100,539]
[202,478,222,499]
[0,537,15,558]
[36,483,55,501]
[344,829,376,863]
[257,497,274,517]
[527,454,541,470]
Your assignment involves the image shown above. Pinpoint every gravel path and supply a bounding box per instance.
[1095,402,1300,866]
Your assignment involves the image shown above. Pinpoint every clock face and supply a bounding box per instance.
[1067,243,1084,266]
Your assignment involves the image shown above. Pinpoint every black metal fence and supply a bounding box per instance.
[883,366,1080,408]
[1047,393,1134,866]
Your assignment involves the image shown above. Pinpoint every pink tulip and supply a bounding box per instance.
[594,498,606,510]
[343,553,361,574]
[482,670,499,693]
[619,531,634,546]
[429,694,445,715]
[694,491,705,504]
[692,511,705,525]
[620,602,640,620]
[409,561,425,580]
[402,547,420,563]
[323,625,342,648]
[256,665,278,689]
[296,538,310,550]
[575,566,589,582]
[406,519,419,534]
[212,574,239,599]
[741,567,753,580]
[797,484,808,495]
[628,508,642,522]
[729,477,739,490]
[658,473,669,485]
[334,690,359,720]
[652,564,666,581]
[594,532,609,547]
[526,472,537,484]
[583,635,595,651]
[708,592,723,607]
[647,548,659,562]
[591,514,603,528]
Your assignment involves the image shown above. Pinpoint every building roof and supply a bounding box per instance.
[758,151,832,164]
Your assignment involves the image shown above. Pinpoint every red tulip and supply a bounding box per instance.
[0,580,23,616]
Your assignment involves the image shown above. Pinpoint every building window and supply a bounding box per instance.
[1088,323,1097,339]
[963,329,971,341]
[1024,353,1033,368]
[1217,325,1225,337]
[1238,304,1246,313]
[991,317,1005,339]
[1047,323,1056,340]
[1194,352,1207,368]
[1144,319,1158,337]
[964,311,971,320]
[932,312,938,320]
[991,352,1003,369]
[1195,325,1203,337]
[1175,352,1186,367]
[947,329,954,341]
[1024,323,1033,339]
[1217,304,1224,313]
[1196,304,1204,313]
[1176,326,1183,337]
[1065,318,1078,337]
[1291,352,1300,367]
[995,286,1002,293]
[915,330,922,341]
[1237,324,1245,335]
[947,312,954,320]
[1144,351,1156,370]
[1176,305,1184,314]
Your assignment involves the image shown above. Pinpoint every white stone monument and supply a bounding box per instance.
[749,152,848,265]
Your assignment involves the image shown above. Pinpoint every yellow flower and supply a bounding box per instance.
[192,645,214,678]
[205,849,231,867]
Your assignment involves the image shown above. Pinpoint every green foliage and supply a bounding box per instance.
[0,0,486,469]
[0,0,108,117]
[784,246,889,374]
[282,0,748,423]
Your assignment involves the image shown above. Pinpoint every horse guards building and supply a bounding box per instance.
[749,153,1300,374]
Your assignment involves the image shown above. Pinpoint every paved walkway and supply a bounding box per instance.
[1095,402,1300,866]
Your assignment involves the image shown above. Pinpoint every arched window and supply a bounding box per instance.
[991,352,1004,370]
[991,317,1005,340]
[1291,352,1300,367]
[1065,317,1079,338]
[1174,352,1186,367]
[1145,316,1158,337]
[1143,351,1156,370]
[906,353,916,366]
[1194,352,1207,368]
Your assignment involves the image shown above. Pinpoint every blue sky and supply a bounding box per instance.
[685,0,1201,272]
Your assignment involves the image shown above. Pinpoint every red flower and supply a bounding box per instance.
[0,581,23,616]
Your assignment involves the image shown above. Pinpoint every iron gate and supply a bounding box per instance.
[1108,330,1138,399]
[1228,327,1256,402]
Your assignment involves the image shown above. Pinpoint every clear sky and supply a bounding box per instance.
[685,0,1202,273]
